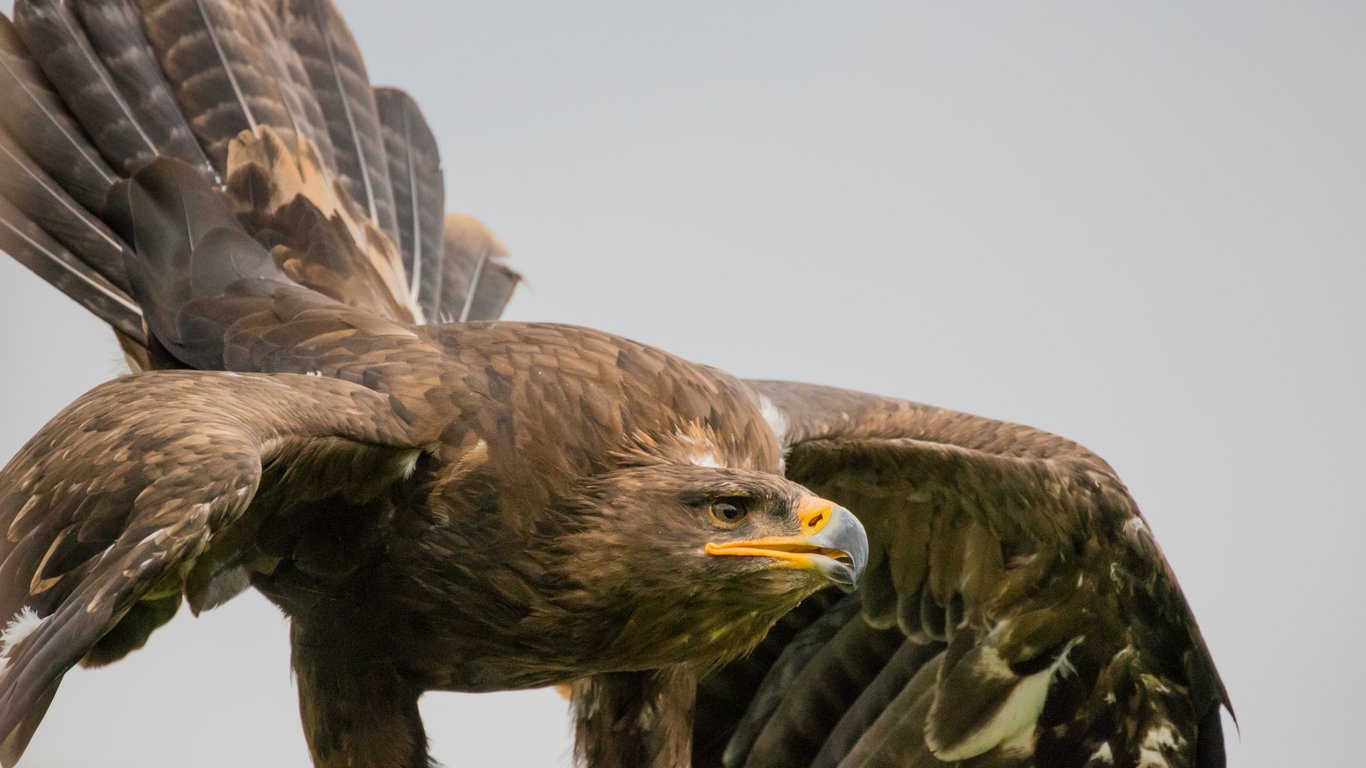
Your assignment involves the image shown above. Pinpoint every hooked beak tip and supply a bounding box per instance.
[705,501,868,592]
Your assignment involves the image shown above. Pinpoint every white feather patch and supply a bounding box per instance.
[673,429,730,469]
[1,607,45,658]
[1088,742,1115,765]
[1137,748,1170,768]
[934,639,1081,761]
[1137,724,1182,767]
[396,449,422,479]
[1145,726,1179,750]
[690,452,723,468]
[758,395,788,445]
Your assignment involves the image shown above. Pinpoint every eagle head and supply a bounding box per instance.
[552,462,868,669]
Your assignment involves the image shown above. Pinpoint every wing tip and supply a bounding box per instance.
[0,673,59,768]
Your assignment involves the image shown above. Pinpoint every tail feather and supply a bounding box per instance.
[0,0,523,350]
[439,213,521,322]
[0,127,129,292]
[13,0,162,175]
[67,0,214,177]
[0,196,144,345]
[277,0,399,245]
[374,87,444,316]
[0,17,115,213]
[463,257,520,322]
[134,0,307,170]
[242,0,338,177]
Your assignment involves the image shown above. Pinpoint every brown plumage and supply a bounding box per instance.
[0,2,1228,767]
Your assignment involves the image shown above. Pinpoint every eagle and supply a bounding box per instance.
[0,1,1230,767]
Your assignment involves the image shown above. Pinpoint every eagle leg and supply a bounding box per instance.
[573,665,698,768]
[291,620,431,768]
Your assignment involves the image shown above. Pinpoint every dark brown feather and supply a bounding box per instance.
[710,380,1232,767]
[439,212,521,323]
[809,637,945,768]
[373,86,444,312]
[133,0,296,170]
[13,0,162,174]
[222,125,418,323]
[0,126,130,293]
[692,590,842,767]
[0,371,425,766]
[721,597,859,767]
[242,0,337,179]
[740,609,904,768]
[0,196,143,344]
[0,17,115,213]
[68,0,213,175]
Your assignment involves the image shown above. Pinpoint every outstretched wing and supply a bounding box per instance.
[0,370,431,766]
[1,0,521,353]
[696,381,1230,768]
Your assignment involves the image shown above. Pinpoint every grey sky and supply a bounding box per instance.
[0,2,1361,765]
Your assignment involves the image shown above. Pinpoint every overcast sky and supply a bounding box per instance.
[0,2,1362,766]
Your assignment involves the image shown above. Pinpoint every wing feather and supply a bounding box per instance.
[722,597,860,768]
[809,638,944,768]
[0,126,129,293]
[0,370,426,766]
[695,381,1230,767]
[242,0,337,175]
[439,213,521,323]
[0,196,144,344]
[0,0,516,350]
[741,613,904,768]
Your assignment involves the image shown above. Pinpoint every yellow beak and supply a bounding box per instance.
[704,497,868,591]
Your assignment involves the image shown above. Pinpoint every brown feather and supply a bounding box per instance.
[724,380,1230,767]
[274,0,398,245]
[438,212,521,323]
[68,0,214,175]
[133,0,298,169]
[373,87,443,312]
[0,17,115,213]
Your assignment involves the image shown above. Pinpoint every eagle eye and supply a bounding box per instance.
[708,497,750,527]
